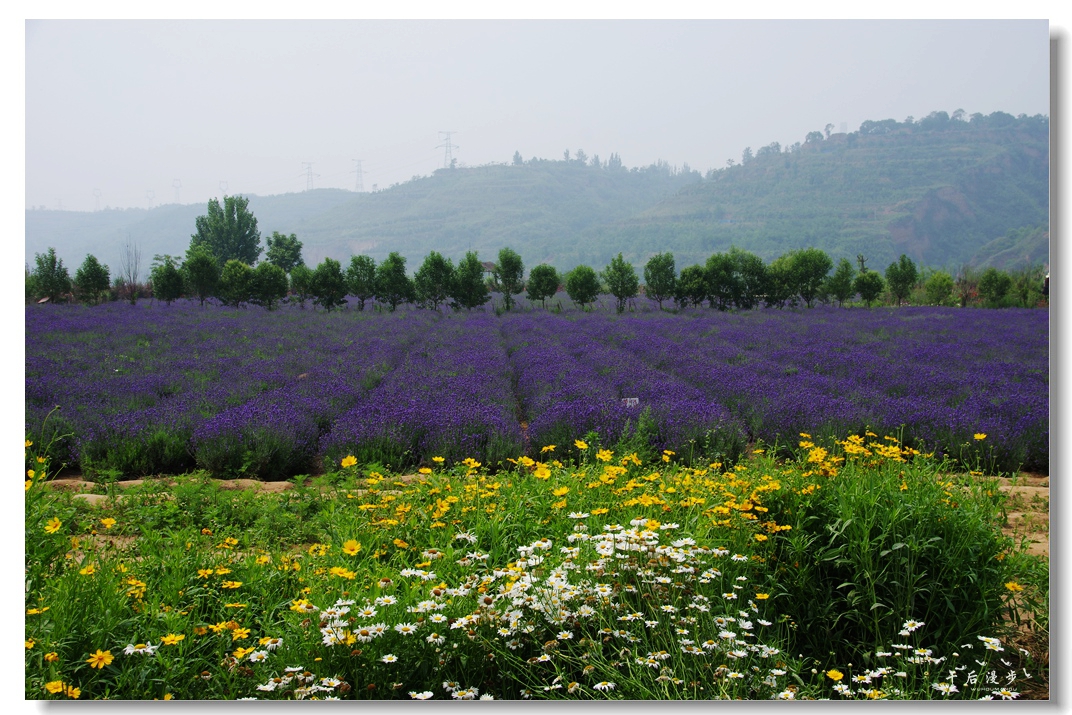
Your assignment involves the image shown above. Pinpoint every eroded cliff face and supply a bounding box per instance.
[887,186,974,264]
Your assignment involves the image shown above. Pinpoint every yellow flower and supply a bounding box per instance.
[591,507,609,515]
[197,569,214,578]
[754,534,768,542]
[100,517,117,530]
[25,639,35,649]
[974,433,987,441]
[432,456,445,463]
[755,593,770,600]
[552,486,569,497]
[534,465,551,480]
[574,440,588,450]
[221,581,243,589]
[419,467,432,474]
[596,449,613,462]
[86,649,113,669]
[1005,581,1024,592]
[201,528,213,535]
[341,455,358,468]
[79,564,96,576]
[215,567,232,575]
[44,651,59,662]
[541,445,556,453]
[45,517,62,534]
[160,633,185,646]
[231,628,250,640]
[28,469,35,479]
[26,439,33,448]
[233,646,254,660]
[342,539,362,556]
[900,481,908,491]
[826,669,844,682]
[45,681,65,694]
[25,480,32,491]
[37,456,47,463]
[65,685,81,699]
[753,449,765,454]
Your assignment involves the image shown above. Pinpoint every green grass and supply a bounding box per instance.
[24,434,1045,700]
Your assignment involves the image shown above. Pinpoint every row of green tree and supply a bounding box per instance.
[27,193,1046,311]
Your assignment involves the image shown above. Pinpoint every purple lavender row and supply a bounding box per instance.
[500,312,746,458]
[320,312,523,468]
[25,303,419,477]
[591,307,1046,471]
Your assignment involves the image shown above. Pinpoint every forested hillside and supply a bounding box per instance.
[26,111,1048,274]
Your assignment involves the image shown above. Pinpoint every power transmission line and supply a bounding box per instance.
[437,131,458,169]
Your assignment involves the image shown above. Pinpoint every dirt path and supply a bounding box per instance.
[994,472,1049,558]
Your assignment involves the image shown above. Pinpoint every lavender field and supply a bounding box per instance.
[25,302,1048,478]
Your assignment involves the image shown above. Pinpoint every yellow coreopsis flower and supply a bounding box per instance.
[1005,581,1024,592]
[574,439,588,450]
[86,649,113,669]
[45,681,65,694]
[79,564,96,576]
[342,539,362,556]
[44,517,62,534]
[100,517,117,530]
[596,449,613,462]
[974,433,987,441]
[160,633,185,646]
[432,456,445,463]
[826,669,844,682]
[419,467,432,475]
[341,455,358,468]
[534,465,551,480]
[552,486,569,497]
[541,445,556,453]
[44,651,59,662]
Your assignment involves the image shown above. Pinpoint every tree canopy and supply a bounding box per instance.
[190,195,262,265]
[264,231,304,273]
[602,253,638,314]
[643,252,675,309]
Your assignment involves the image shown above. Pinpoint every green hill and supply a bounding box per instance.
[579,111,1049,271]
[26,111,1048,275]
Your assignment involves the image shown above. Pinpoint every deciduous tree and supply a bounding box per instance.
[493,247,525,310]
[853,269,885,308]
[826,258,857,307]
[643,252,676,309]
[885,254,919,306]
[150,255,183,305]
[602,253,638,314]
[74,254,110,304]
[289,264,314,309]
[31,247,71,303]
[190,195,262,265]
[375,252,415,311]
[183,244,219,307]
[414,251,456,310]
[451,251,490,311]
[565,264,600,309]
[311,257,348,311]
[526,264,560,308]
[675,264,708,308]
[218,259,254,307]
[978,267,1012,306]
[924,270,954,306]
[346,255,377,311]
[264,231,304,273]
[250,261,289,311]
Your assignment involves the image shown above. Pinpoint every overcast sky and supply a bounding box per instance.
[25,18,1051,213]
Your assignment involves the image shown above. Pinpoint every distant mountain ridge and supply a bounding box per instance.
[26,110,1048,274]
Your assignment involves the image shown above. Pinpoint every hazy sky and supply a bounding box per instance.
[25,18,1051,213]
